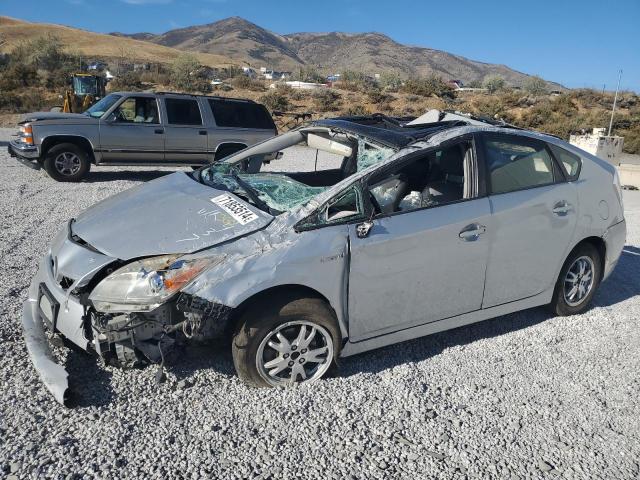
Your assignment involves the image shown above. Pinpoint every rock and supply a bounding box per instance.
[538,460,554,472]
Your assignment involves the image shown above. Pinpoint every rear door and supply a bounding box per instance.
[98,96,164,163]
[162,97,208,165]
[479,132,578,307]
[207,98,277,155]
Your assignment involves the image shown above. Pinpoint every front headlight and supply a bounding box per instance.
[89,254,223,312]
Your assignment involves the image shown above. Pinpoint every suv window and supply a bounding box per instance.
[549,144,581,181]
[165,98,202,126]
[209,99,274,130]
[485,137,556,194]
[113,97,159,124]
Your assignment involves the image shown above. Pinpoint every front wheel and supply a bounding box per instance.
[43,143,91,182]
[232,295,340,387]
[549,243,602,316]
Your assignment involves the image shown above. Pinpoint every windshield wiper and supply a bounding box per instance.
[230,172,273,214]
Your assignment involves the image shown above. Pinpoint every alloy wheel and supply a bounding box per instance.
[256,321,333,386]
[564,255,595,307]
[54,152,81,176]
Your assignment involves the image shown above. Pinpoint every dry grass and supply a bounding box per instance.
[0,16,235,68]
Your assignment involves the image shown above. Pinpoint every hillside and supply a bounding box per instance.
[116,16,563,89]
[0,16,234,67]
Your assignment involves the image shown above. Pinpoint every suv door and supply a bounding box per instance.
[98,96,164,163]
[346,139,492,342]
[478,132,578,307]
[162,97,208,165]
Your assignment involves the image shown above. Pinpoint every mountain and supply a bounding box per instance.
[146,17,305,70]
[0,16,234,68]
[115,17,562,88]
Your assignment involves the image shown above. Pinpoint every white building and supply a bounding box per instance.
[570,128,625,165]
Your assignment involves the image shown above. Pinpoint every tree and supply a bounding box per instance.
[482,75,505,93]
[170,54,201,91]
[524,76,548,96]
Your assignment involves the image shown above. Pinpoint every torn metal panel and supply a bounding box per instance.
[22,299,69,406]
[182,225,351,340]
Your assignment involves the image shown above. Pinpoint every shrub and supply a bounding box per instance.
[378,71,402,92]
[482,75,505,93]
[231,74,265,92]
[170,54,202,92]
[109,72,144,91]
[312,89,342,112]
[259,90,290,112]
[400,76,455,99]
[341,104,368,116]
[0,64,38,90]
[294,67,324,83]
[367,88,393,107]
[524,76,548,96]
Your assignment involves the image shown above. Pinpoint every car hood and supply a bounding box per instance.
[21,111,94,123]
[72,172,274,259]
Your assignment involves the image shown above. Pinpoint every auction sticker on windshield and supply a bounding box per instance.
[211,194,259,225]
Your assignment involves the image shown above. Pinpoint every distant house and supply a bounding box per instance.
[242,66,258,78]
[447,79,464,90]
[326,74,341,83]
[262,70,291,80]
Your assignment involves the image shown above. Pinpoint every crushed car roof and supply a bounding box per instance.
[311,111,527,149]
[311,116,468,149]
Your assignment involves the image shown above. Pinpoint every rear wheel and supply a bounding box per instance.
[43,143,91,182]
[232,294,340,387]
[549,243,602,316]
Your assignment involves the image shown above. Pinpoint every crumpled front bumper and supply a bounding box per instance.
[22,249,93,406]
[22,298,70,405]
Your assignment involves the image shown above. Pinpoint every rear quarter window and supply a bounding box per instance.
[209,99,275,130]
[549,144,582,181]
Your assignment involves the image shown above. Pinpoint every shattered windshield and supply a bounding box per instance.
[198,128,395,215]
[200,164,326,214]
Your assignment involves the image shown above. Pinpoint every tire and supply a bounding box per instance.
[549,243,602,316]
[232,293,341,388]
[43,143,91,182]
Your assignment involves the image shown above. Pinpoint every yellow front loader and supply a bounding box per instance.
[60,74,107,113]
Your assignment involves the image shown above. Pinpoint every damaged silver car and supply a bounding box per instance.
[23,113,626,405]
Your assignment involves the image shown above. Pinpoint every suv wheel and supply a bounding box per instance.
[44,143,91,182]
[232,294,340,387]
[549,243,602,316]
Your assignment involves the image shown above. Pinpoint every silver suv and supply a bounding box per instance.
[8,92,277,181]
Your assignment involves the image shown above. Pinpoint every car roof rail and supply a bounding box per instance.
[154,91,256,103]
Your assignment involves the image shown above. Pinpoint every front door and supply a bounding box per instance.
[479,132,578,307]
[99,96,164,163]
[347,139,491,342]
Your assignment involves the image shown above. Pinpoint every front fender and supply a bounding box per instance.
[182,226,351,339]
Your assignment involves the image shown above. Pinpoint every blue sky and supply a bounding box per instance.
[2,0,639,91]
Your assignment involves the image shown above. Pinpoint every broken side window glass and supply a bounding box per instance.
[356,137,394,171]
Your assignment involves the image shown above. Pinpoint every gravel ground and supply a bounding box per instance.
[0,127,639,479]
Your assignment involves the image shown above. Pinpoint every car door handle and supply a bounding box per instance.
[198,130,207,135]
[459,223,486,241]
[552,201,572,216]
[154,128,164,134]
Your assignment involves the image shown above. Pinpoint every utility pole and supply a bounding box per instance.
[607,69,622,136]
